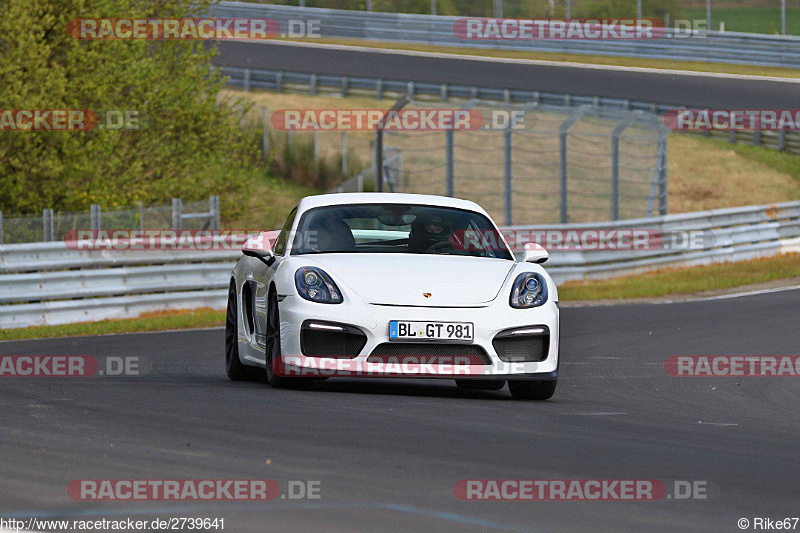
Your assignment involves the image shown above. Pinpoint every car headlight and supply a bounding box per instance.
[509,272,547,309]
[295,267,343,304]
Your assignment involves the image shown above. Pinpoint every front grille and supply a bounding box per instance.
[368,343,491,365]
[492,330,549,363]
[301,322,367,358]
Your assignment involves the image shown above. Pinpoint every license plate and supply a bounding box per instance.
[389,321,474,341]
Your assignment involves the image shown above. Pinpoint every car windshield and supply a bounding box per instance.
[291,203,513,260]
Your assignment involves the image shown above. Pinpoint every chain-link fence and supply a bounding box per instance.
[0,197,220,245]
[378,99,667,225]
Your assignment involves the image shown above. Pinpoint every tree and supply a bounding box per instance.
[0,0,246,213]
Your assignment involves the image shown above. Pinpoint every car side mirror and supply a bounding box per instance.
[522,242,548,264]
[242,232,275,266]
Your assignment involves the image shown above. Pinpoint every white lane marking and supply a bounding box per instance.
[249,40,800,83]
[695,284,800,302]
[574,412,628,416]
[698,421,738,426]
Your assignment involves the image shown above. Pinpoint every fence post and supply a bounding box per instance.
[559,106,590,224]
[341,76,349,97]
[503,127,512,225]
[243,68,250,92]
[407,82,415,99]
[778,131,786,151]
[376,79,383,100]
[138,201,143,231]
[268,106,269,162]
[314,130,320,182]
[341,132,348,176]
[172,198,182,231]
[310,74,317,96]
[0,211,3,244]
[611,112,639,221]
[43,209,54,242]
[658,131,668,216]
[374,128,383,192]
[208,194,219,231]
[440,84,448,101]
[90,204,101,231]
[445,128,454,197]
[752,129,761,146]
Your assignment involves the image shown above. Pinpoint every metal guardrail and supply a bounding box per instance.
[221,66,800,155]
[212,2,800,68]
[1,201,799,329]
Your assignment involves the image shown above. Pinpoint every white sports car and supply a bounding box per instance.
[225,193,559,400]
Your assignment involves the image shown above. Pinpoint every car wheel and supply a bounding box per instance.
[508,379,557,400]
[225,283,264,381]
[265,288,313,389]
[455,379,506,391]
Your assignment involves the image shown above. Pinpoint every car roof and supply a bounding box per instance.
[298,193,489,216]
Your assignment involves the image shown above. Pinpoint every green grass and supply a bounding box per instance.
[0,308,225,342]
[559,252,800,300]
[684,7,800,34]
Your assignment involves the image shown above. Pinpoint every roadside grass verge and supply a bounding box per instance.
[558,252,800,300]
[0,308,225,342]
[278,37,800,79]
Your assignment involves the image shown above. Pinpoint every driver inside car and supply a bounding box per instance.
[407,215,453,253]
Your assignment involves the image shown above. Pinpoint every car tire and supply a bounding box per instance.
[508,379,557,400]
[265,288,314,389]
[225,283,264,381]
[455,379,506,391]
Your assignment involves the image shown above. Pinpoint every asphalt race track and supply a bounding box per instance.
[214,41,800,109]
[1,288,798,532]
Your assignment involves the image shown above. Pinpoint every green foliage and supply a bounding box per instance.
[0,0,248,213]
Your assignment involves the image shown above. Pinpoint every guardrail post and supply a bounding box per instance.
[275,71,283,93]
[533,91,540,104]
[243,68,250,92]
[503,89,511,104]
[445,128,454,197]
[341,132,348,176]
[778,131,787,151]
[0,211,3,244]
[172,198,182,231]
[376,79,383,100]
[471,87,478,100]
[209,195,220,230]
[341,76,349,97]
[43,209,54,242]
[309,74,317,96]
[504,127,512,225]
[440,84,448,101]
[729,129,736,143]
[559,106,590,224]
[268,106,269,161]
[90,204,101,231]
[407,82,415,99]
[753,129,761,146]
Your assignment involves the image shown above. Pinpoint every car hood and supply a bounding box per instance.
[306,254,516,307]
